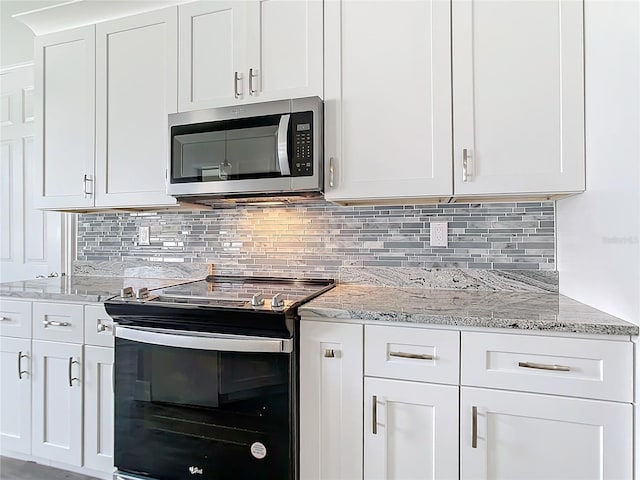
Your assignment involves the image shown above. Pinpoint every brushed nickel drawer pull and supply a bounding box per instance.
[68,357,80,387]
[234,71,241,99]
[0,316,8,321]
[518,361,571,372]
[389,351,434,360]
[372,395,378,435]
[329,157,335,188]
[472,406,478,448]
[462,148,473,182]
[97,322,111,333]
[18,351,28,379]
[248,67,258,96]
[43,320,71,327]
[324,349,335,358]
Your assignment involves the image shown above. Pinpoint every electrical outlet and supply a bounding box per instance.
[139,226,150,246]
[430,221,448,247]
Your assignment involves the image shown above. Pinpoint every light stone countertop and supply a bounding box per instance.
[0,276,193,303]
[299,285,639,336]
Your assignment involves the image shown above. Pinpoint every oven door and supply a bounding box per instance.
[114,326,294,480]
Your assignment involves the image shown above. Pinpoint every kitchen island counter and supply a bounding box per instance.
[300,284,638,336]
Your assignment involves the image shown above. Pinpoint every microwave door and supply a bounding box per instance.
[277,114,291,176]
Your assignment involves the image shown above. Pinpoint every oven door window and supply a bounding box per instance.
[171,114,290,184]
[114,337,293,480]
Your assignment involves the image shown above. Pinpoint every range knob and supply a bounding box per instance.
[120,286,134,298]
[136,288,150,300]
[271,293,285,308]
[251,292,265,306]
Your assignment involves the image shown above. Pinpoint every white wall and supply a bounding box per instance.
[557,0,640,325]
[0,1,62,67]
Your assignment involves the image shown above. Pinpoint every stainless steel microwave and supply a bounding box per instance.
[167,97,322,199]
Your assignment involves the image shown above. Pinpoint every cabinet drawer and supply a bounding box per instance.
[0,299,32,338]
[32,303,84,344]
[365,325,459,385]
[461,332,633,402]
[84,305,114,347]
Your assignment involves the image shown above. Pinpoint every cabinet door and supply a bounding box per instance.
[460,387,632,480]
[0,336,31,455]
[299,320,363,480]
[31,340,83,466]
[245,0,323,102]
[95,8,177,208]
[452,0,585,196]
[178,1,247,111]
[84,345,114,473]
[34,26,95,210]
[364,378,459,480]
[324,0,452,201]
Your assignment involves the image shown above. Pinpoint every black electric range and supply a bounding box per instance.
[105,275,334,480]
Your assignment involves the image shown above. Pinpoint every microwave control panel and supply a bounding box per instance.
[292,111,313,177]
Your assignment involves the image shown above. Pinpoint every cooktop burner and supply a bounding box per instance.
[104,275,335,338]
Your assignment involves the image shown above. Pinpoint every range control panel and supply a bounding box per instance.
[291,111,314,177]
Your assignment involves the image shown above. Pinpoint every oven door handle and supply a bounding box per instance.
[115,326,293,353]
[277,114,291,176]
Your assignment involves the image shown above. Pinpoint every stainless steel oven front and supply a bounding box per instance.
[167,97,322,199]
[113,326,296,480]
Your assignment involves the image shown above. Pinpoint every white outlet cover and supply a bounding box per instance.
[139,226,150,245]
[430,221,448,247]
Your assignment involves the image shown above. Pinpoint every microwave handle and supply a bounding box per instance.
[277,114,291,176]
[115,325,293,353]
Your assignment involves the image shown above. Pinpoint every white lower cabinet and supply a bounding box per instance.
[0,336,32,455]
[83,345,114,472]
[300,320,634,480]
[31,339,83,466]
[0,298,115,476]
[460,387,633,480]
[300,320,363,480]
[364,378,459,480]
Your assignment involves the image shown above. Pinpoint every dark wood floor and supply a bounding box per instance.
[0,457,100,480]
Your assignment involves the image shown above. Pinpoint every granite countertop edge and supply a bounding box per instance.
[299,285,639,337]
[298,306,638,336]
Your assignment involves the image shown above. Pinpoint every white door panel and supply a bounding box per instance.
[0,64,64,282]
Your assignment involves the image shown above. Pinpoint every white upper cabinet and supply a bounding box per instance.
[245,0,323,102]
[179,1,247,110]
[95,8,178,207]
[178,0,323,111]
[34,9,178,211]
[452,0,585,196]
[34,26,95,210]
[324,0,453,202]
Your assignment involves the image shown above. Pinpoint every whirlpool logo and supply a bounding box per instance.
[189,466,204,475]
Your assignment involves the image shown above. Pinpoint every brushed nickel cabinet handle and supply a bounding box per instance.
[389,351,434,360]
[372,395,378,435]
[472,406,478,448]
[518,361,571,372]
[97,322,111,333]
[462,149,472,182]
[18,351,28,379]
[234,71,241,99]
[329,157,335,188]
[324,348,335,358]
[43,320,71,327]
[0,316,8,321]
[68,357,79,387]
[83,174,93,198]
[249,68,258,96]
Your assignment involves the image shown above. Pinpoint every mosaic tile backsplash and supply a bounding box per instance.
[76,200,555,278]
